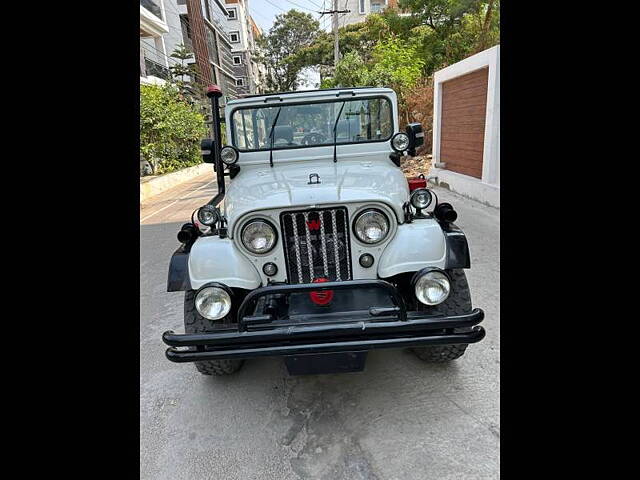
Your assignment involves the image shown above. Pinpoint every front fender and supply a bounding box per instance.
[167,236,261,292]
[377,219,447,278]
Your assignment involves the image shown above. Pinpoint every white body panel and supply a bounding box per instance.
[377,219,447,278]
[223,158,409,234]
[230,202,399,287]
[188,236,261,290]
[186,88,447,290]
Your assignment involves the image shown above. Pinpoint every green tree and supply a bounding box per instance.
[255,10,321,92]
[140,84,207,175]
[169,43,197,95]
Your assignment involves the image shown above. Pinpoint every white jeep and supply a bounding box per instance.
[163,85,485,376]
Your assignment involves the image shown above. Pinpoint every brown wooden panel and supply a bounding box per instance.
[440,132,486,144]
[441,72,488,96]
[440,68,488,179]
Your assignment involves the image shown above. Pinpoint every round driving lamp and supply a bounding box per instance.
[241,219,277,254]
[220,145,239,165]
[353,209,390,244]
[197,205,219,226]
[195,285,232,320]
[410,188,433,210]
[262,262,278,276]
[413,269,451,306]
[359,254,374,268]
[391,132,410,152]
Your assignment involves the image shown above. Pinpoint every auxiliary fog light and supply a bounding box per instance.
[359,253,374,268]
[195,286,232,320]
[414,270,451,306]
[263,262,278,276]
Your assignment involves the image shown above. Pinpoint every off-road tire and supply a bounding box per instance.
[184,290,244,376]
[411,269,472,363]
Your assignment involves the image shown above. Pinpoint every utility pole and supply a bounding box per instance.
[319,1,350,67]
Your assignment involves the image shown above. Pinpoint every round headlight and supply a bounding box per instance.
[220,145,239,165]
[241,220,277,254]
[354,209,390,244]
[197,205,219,226]
[391,132,410,152]
[414,270,450,306]
[195,286,232,320]
[410,188,433,210]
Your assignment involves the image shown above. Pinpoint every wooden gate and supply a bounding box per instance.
[439,67,488,179]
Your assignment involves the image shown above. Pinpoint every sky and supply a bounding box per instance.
[247,0,335,89]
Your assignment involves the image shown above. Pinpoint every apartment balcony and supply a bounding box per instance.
[140,0,168,38]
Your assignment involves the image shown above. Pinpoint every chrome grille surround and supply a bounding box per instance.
[280,207,352,284]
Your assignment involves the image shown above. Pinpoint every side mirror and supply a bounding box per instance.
[405,123,424,157]
[201,138,215,164]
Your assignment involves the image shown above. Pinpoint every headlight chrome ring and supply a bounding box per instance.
[197,205,219,226]
[410,188,433,210]
[241,219,278,254]
[391,132,410,152]
[412,268,451,306]
[353,209,390,245]
[220,145,239,165]
[194,284,232,320]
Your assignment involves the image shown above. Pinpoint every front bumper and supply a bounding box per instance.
[162,279,485,362]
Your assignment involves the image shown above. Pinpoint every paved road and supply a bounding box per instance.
[140,173,500,480]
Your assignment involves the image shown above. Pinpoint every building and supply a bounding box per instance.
[224,0,266,95]
[430,45,500,207]
[340,0,398,27]
[140,0,171,84]
[162,0,239,100]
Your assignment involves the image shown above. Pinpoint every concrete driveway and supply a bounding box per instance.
[140,174,500,479]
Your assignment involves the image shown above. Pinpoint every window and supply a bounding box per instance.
[229,31,240,43]
[233,55,242,65]
[231,97,394,151]
[359,0,365,14]
[202,0,211,21]
[371,2,382,13]
[236,78,245,87]
[227,8,237,19]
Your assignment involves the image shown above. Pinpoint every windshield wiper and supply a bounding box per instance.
[268,107,282,168]
[332,102,346,163]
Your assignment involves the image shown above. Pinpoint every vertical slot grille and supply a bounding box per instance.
[281,207,352,284]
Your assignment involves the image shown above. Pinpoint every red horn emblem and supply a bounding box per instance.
[306,219,320,231]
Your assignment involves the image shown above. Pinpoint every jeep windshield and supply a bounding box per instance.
[230,97,393,151]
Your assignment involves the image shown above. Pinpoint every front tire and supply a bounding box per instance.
[410,269,472,363]
[184,290,244,376]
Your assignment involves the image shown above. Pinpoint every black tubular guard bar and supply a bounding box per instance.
[165,327,486,362]
[163,308,484,347]
[236,279,407,332]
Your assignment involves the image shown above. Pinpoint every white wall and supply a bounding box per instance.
[431,45,500,207]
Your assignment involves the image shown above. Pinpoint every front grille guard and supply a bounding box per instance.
[237,279,407,332]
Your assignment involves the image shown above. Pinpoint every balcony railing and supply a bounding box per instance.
[140,0,163,20]
[144,58,171,80]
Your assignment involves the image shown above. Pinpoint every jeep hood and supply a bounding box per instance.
[224,158,409,233]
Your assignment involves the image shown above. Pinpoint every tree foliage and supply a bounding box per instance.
[140,84,207,175]
[255,10,321,93]
[323,38,423,95]
[294,0,499,78]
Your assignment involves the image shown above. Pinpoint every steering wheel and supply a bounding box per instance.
[302,132,326,145]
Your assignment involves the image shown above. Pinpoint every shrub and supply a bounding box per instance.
[140,83,207,176]
[402,77,434,154]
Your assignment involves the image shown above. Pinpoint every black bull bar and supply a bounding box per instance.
[162,279,485,362]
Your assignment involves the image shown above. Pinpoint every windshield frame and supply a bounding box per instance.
[228,95,395,153]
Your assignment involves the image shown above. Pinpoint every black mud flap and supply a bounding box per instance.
[284,351,368,375]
